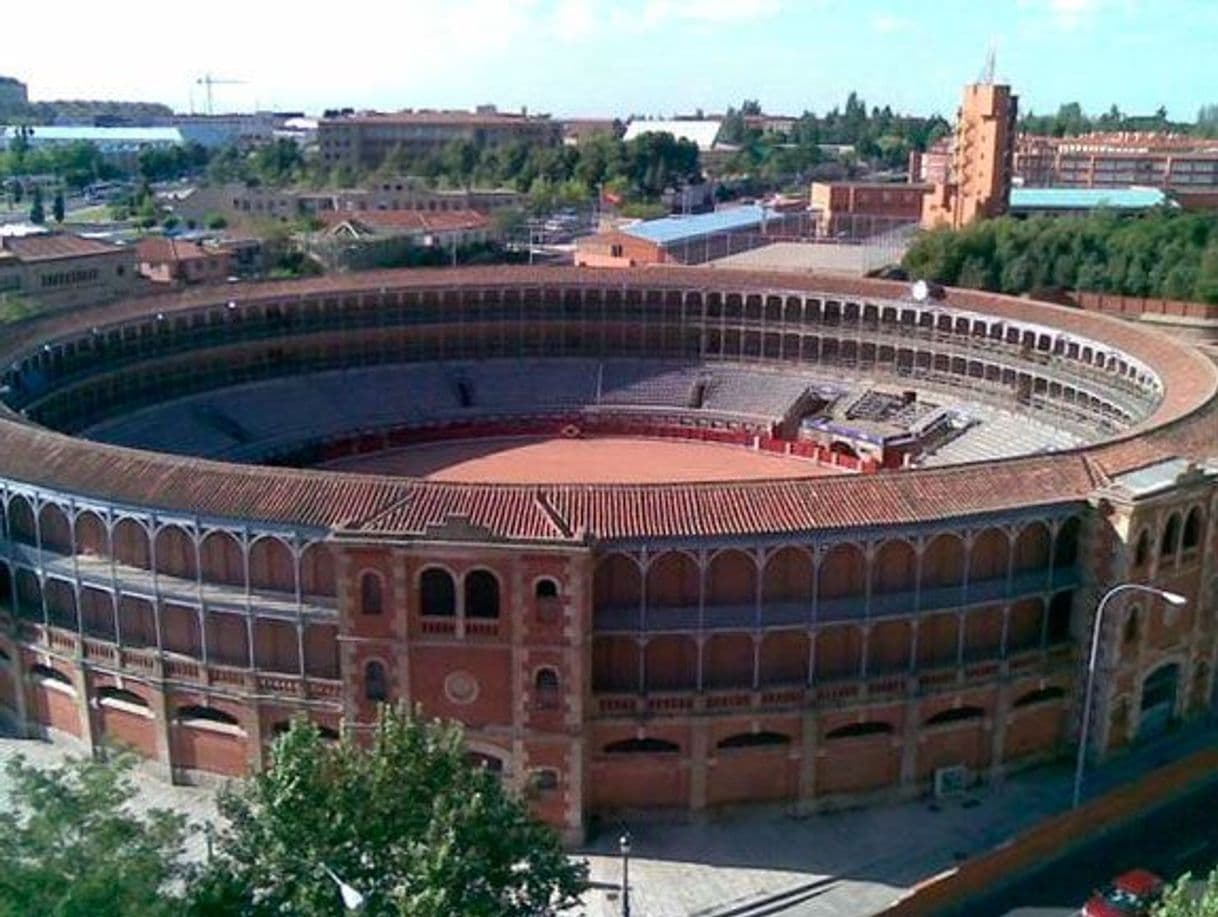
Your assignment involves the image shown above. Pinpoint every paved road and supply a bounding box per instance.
[946,777,1218,917]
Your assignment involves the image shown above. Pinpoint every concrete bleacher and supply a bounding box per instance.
[916,406,1082,466]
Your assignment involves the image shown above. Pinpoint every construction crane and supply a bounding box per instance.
[195,74,246,115]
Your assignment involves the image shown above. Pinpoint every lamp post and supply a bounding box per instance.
[322,863,366,912]
[1072,582,1186,808]
[619,831,631,917]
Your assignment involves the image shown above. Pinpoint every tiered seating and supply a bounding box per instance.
[597,361,700,407]
[918,407,1081,466]
[701,368,813,417]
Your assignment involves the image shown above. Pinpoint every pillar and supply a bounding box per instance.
[689,718,709,812]
[796,706,818,813]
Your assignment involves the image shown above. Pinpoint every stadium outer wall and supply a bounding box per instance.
[0,265,1216,844]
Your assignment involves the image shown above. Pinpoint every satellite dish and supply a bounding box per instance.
[911,279,930,302]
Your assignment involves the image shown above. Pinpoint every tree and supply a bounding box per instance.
[0,751,191,916]
[52,188,65,223]
[28,186,44,224]
[189,709,587,916]
[1154,867,1218,916]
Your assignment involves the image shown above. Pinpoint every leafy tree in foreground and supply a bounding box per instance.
[1155,867,1218,916]
[189,707,587,916]
[0,751,190,917]
[28,186,44,224]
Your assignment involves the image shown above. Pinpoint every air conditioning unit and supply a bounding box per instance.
[934,764,970,798]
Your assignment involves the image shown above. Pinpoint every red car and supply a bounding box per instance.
[1082,869,1165,917]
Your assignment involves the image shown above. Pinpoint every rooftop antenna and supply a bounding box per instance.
[978,46,996,85]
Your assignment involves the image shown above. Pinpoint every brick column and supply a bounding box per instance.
[689,718,709,811]
[989,680,1012,782]
[149,683,175,781]
[899,697,920,786]
[796,706,818,813]
[73,663,100,755]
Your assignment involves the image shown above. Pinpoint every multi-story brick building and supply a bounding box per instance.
[0,232,137,310]
[318,107,560,171]
[809,182,931,236]
[1015,133,1218,190]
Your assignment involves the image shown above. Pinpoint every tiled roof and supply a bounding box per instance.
[320,209,488,236]
[134,236,214,263]
[1,233,123,263]
[1,267,1215,542]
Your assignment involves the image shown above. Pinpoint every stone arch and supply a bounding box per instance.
[198,529,243,586]
[112,517,152,570]
[872,538,917,595]
[154,525,197,580]
[14,568,43,619]
[819,543,866,600]
[534,666,560,707]
[762,546,813,603]
[248,536,295,593]
[37,503,72,554]
[706,549,757,606]
[28,662,73,687]
[464,569,500,619]
[594,553,642,609]
[1013,521,1051,572]
[969,527,1010,582]
[1013,685,1065,707]
[644,635,697,691]
[79,586,115,639]
[45,578,80,630]
[176,704,244,733]
[646,551,700,608]
[97,685,150,709]
[419,567,456,616]
[922,533,965,588]
[535,577,559,599]
[603,737,679,754]
[74,511,108,557]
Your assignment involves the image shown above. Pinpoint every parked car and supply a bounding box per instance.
[1082,869,1164,917]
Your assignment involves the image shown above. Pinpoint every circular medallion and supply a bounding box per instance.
[444,670,479,705]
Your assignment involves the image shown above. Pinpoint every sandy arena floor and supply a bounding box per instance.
[320,436,837,484]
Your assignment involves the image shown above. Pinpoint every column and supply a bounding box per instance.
[688,718,709,812]
[796,706,818,814]
[898,697,920,788]
[988,680,1012,783]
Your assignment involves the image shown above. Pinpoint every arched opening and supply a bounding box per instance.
[37,503,72,554]
[1047,591,1074,643]
[466,751,505,774]
[248,537,294,593]
[28,663,73,687]
[922,534,966,588]
[592,636,640,693]
[1123,606,1140,646]
[706,549,757,607]
[1182,507,1203,551]
[924,705,985,727]
[594,553,641,609]
[176,705,241,729]
[6,495,37,545]
[1161,514,1182,558]
[819,543,866,600]
[603,737,680,754]
[464,570,500,619]
[300,543,337,597]
[74,511,108,558]
[154,525,196,579]
[643,635,697,691]
[1053,517,1081,568]
[112,517,152,571]
[364,660,388,702]
[825,721,893,739]
[532,769,560,792]
[1132,529,1150,569]
[762,547,813,604]
[872,539,917,595]
[97,686,150,709]
[1013,521,1051,572]
[702,633,754,689]
[419,568,456,617]
[1013,686,1065,708]
[359,571,383,615]
[535,578,559,599]
[716,731,790,749]
[969,528,1010,582]
[1139,662,1180,737]
[646,551,700,608]
[534,667,560,708]
[198,529,243,587]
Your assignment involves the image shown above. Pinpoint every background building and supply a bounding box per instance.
[1015,133,1218,190]
[318,107,560,171]
[922,82,1018,229]
[0,231,136,309]
[810,182,931,236]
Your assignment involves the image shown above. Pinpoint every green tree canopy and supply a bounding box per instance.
[0,751,191,917]
[1154,867,1218,916]
[189,708,587,917]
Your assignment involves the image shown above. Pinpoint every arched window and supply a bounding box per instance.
[29,663,73,687]
[825,721,894,740]
[1133,529,1150,568]
[603,737,680,754]
[465,570,499,619]
[1013,686,1065,708]
[1161,514,1182,558]
[97,686,150,710]
[923,705,985,727]
[419,568,456,617]
[1047,590,1074,643]
[360,571,383,615]
[1182,508,1203,551]
[716,731,791,749]
[176,705,241,728]
[532,768,559,792]
[365,661,388,702]
[535,578,559,599]
[534,667,560,709]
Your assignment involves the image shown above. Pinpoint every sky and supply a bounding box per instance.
[3,0,1215,121]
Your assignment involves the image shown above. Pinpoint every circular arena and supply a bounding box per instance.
[1,265,1217,842]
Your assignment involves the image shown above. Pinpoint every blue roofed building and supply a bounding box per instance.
[575,204,808,267]
[1007,186,1173,217]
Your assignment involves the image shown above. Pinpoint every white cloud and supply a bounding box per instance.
[1018,0,1104,31]
[638,0,785,28]
[871,13,911,33]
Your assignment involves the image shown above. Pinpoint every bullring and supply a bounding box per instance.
[1,265,1216,842]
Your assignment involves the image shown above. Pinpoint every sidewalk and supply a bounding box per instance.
[2,720,1215,917]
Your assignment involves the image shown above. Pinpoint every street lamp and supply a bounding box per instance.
[322,863,366,912]
[619,831,632,917]
[1072,582,1186,808]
